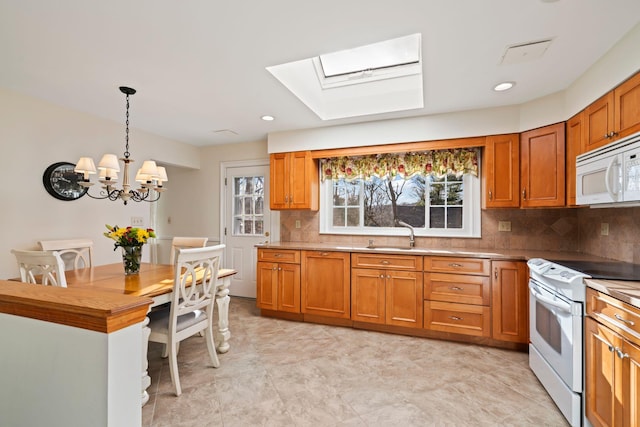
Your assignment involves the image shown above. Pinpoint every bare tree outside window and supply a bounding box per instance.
[332,174,463,230]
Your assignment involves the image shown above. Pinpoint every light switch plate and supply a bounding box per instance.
[131,216,144,226]
[601,223,609,236]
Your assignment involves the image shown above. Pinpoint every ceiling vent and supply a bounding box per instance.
[500,39,553,65]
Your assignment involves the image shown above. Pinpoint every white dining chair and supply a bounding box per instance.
[169,236,208,265]
[12,249,68,287]
[38,238,94,270]
[148,244,225,396]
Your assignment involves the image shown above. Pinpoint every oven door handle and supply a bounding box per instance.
[529,283,572,313]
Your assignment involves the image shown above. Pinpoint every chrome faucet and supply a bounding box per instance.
[396,220,415,248]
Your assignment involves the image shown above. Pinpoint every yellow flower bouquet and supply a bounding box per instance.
[104,224,156,274]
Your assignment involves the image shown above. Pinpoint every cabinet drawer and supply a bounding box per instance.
[424,272,490,305]
[424,256,490,276]
[587,288,640,341]
[351,253,423,271]
[258,249,300,264]
[424,301,491,337]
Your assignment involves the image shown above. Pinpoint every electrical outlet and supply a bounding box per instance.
[498,221,511,232]
[295,220,301,229]
[601,223,609,236]
[131,216,144,226]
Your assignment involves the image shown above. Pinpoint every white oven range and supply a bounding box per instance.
[527,258,589,427]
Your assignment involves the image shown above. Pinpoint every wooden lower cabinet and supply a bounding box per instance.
[301,251,350,319]
[491,261,528,343]
[256,249,301,313]
[424,300,490,337]
[585,289,640,427]
[256,261,300,313]
[351,268,423,328]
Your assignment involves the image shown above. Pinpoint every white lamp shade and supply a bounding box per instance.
[139,160,159,178]
[135,169,151,183]
[156,166,168,182]
[75,157,97,174]
[98,154,121,172]
[99,168,118,181]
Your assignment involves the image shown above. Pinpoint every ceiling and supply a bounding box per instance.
[1,0,639,147]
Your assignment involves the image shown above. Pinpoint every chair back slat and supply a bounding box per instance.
[38,239,94,270]
[12,249,67,287]
[169,237,208,265]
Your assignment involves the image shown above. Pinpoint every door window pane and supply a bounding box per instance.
[233,175,265,236]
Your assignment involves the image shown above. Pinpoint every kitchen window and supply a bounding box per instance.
[319,149,481,238]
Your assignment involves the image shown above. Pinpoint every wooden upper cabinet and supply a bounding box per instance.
[269,151,319,210]
[483,133,520,208]
[584,92,614,153]
[584,71,640,153]
[566,112,583,207]
[614,71,640,141]
[520,122,566,208]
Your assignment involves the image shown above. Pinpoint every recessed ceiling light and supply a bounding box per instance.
[493,81,515,92]
[261,115,275,121]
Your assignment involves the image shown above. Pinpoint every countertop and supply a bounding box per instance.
[585,278,640,309]
[256,241,611,262]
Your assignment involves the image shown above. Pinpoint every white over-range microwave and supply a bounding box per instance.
[576,130,640,206]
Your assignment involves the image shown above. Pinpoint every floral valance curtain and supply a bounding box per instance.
[320,148,479,182]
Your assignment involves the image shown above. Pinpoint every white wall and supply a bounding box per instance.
[268,22,640,153]
[155,140,269,241]
[0,87,200,279]
[0,313,142,427]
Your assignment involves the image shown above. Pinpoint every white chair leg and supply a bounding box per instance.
[161,344,168,358]
[168,342,182,396]
[205,327,220,368]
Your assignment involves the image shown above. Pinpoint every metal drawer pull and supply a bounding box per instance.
[274,253,282,258]
[448,263,462,268]
[450,286,464,291]
[449,316,463,321]
[608,344,615,353]
[616,349,629,359]
[381,260,390,265]
[321,252,329,256]
[380,275,385,279]
[614,313,635,326]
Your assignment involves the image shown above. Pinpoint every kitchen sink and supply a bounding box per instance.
[366,245,415,251]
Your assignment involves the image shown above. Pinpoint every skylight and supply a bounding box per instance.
[266,34,424,120]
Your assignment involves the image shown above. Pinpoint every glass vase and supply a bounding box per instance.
[121,245,142,275]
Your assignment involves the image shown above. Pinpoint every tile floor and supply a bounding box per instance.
[142,297,569,426]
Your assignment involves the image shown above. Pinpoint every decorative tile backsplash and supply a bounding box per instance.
[279,207,640,263]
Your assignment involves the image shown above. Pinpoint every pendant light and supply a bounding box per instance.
[75,86,168,205]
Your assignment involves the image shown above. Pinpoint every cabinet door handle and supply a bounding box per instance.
[495,268,498,280]
[272,266,278,271]
[609,131,618,138]
[379,274,385,279]
[604,133,611,139]
[616,348,629,359]
[449,316,463,321]
[381,260,390,265]
[320,252,329,256]
[386,275,391,279]
[448,263,462,268]
[614,313,635,326]
[522,188,526,200]
[278,267,282,271]
[449,286,464,291]
[488,190,493,201]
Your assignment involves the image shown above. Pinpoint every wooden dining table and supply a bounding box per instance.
[61,262,237,406]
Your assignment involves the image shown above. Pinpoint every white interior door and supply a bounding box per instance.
[223,163,273,298]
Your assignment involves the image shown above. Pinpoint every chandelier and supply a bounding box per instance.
[74,86,168,205]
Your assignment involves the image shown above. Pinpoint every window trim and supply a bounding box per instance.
[319,173,481,238]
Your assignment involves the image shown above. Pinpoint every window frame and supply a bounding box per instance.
[319,172,481,238]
